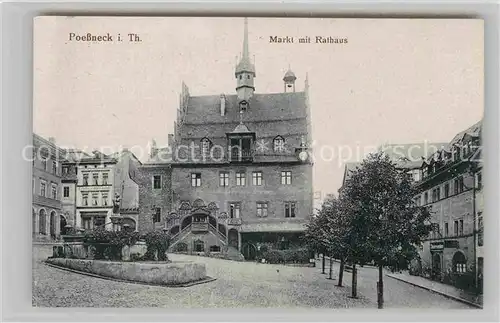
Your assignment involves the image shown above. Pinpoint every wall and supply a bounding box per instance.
[135,164,172,233]
[171,163,313,224]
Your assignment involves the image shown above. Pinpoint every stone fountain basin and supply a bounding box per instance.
[45,258,207,286]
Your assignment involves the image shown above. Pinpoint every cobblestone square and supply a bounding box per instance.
[32,245,472,309]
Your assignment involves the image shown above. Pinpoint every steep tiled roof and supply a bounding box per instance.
[380,142,448,169]
[449,120,482,146]
[182,92,307,126]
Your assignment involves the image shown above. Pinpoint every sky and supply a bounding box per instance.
[33,17,484,197]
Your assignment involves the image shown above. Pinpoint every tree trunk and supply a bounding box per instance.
[329,256,333,279]
[351,263,357,298]
[322,253,326,274]
[377,264,384,309]
[338,258,345,287]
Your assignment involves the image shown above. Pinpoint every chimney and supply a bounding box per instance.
[220,94,226,116]
[168,134,174,147]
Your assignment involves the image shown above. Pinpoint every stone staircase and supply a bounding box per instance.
[225,246,245,261]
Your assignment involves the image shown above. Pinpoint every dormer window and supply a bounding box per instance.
[200,138,211,157]
[273,136,285,152]
[239,101,248,112]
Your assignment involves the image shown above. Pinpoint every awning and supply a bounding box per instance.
[239,221,307,233]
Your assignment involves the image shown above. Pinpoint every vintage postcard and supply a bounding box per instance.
[32,17,484,309]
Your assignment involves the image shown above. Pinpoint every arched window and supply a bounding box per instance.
[200,138,211,157]
[453,251,467,273]
[273,136,285,152]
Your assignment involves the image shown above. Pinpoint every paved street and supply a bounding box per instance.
[32,245,473,309]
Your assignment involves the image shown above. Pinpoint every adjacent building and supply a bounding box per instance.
[32,134,66,241]
[74,149,141,232]
[415,121,482,285]
[139,18,314,259]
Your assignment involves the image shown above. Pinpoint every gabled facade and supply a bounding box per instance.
[141,18,314,259]
[414,120,482,287]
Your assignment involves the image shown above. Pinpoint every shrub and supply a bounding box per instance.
[262,248,310,264]
[83,228,140,260]
[142,230,170,261]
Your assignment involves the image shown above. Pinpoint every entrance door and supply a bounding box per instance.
[432,253,442,280]
[228,229,239,249]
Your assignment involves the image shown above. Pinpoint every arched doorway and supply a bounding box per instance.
[60,215,67,235]
[452,251,467,273]
[181,216,192,230]
[170,225,180,236]
[50,211,56,239]
[228,228,239,249]
[242,243,257,260]
[432,253,442,280]
[38,209,46,235]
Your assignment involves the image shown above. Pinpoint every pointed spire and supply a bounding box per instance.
[235,17,255,76]
[242,17,249,61]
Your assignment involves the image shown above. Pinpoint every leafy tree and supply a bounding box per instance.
[341,152,432,308]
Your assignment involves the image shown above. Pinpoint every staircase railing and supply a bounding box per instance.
[209,224,227,244]
[170,224,192,246]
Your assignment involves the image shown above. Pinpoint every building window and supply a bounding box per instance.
[252,171,263,186]
[82,173,89,186]
[201,138,211,157]
[459,219,464,235]
[273,136,285,152]
[436,187,440,201]
[92,193,99,206]
[40,181,46,197]
[444,183,450,198]
[422,167,428,178]
[219,172,229,187]
[454,220,459,236]
[41,158,47,171]
[478,213,483,246]
[476,172,482,189]
[236,171,246,186]
[191,173,201,187]
[153,175,161,189]
[51,184,57,199]
[92,173,99,185]
[102,193,108,206]
[458,176,464,193]
[414,195,420,206]
[284,202,296,218]
[52,161,57,174]
[444,222,449,237]
[257,202,268,217]
[229,202,241,218]
[424,192,428,205]
[63,186,70,198]
[102,173,109,185]
[82,193,89,206]
[453,252,467,274]
[193,240,205,252]
[82,217,92,230]
[281,171,292,185]
[62,166,69,175]
[153,207,161,223]
[431,189,437,202]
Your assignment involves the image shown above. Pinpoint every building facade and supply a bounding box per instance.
[32,134,66,241]
[74,149,142,232]
[415,121,482,286]
[140,18,314,259]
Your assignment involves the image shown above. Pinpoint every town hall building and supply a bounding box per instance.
[140,18,314,260]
